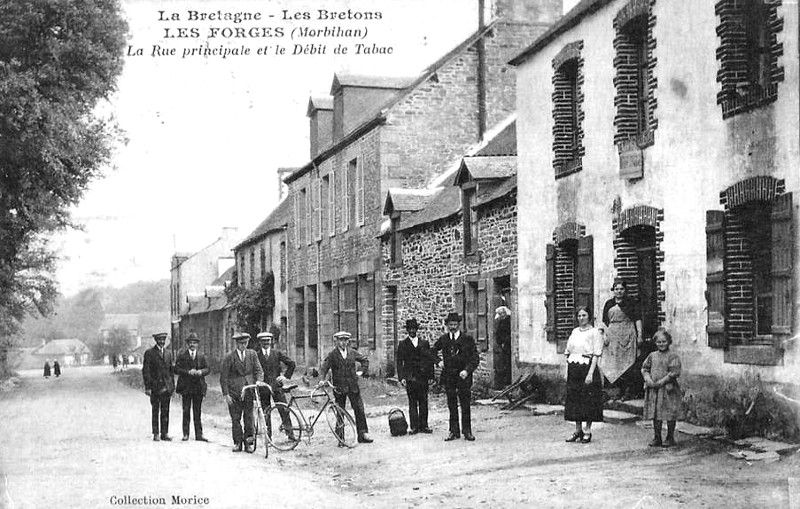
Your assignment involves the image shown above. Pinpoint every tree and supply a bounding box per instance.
[0,0,128,373]
[105,326,132,361]
[225,271,276,345]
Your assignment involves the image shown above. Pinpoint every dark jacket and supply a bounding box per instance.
[256,347,296,388]
[320,347,369,395]
[219,349,264,398]
[142,346,175,395]
[174,349,210,396]
[396,336,435,383]
[602,297,641,326]
[432,331,479,386]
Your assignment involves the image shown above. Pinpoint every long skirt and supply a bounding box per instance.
[564,362,604,422]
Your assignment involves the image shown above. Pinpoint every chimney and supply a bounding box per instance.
[307,96,334,159]
[330,73,415,143]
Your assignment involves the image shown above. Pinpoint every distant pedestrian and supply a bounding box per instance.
[494,305,512,388]
[122,355,129,371]
[396,318,436,434]
[219,332,263,453]
[642,329,682,448]
[142,332,175,441]
[175,332,210,442]
[112,355,119,372]
[53,360,61,377]
[319,331,373,444]
[43,360,51,379]
[564,306,604,444]
[432,312,479,442]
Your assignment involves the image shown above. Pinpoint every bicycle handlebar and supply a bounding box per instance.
[240,381,270,400]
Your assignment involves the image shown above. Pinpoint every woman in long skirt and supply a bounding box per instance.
[564,307,604,444]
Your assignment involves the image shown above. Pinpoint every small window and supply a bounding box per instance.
[390,214,403,266]
[462,186,477,255]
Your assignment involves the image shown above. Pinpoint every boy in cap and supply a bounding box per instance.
[174,332,210,442]
[396,318,436,434]
[432,312,479,441]
[142,332,175,441]
[319,331,373,443]
[219,332,264,452]
[255,331,297,440]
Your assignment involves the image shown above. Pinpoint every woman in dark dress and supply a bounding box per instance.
[43,360,51,378]
[599,279,643,399]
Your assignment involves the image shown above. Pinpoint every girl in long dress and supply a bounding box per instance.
[642,328,683,447]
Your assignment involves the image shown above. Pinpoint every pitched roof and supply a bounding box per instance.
[330,74,417,94]
[285,22,498,185]
[234,197,291,250]
[458,156,517,182]
[509,0,612,66]
[399,186,462,232]
[186,266,235,315]
[383,188,439,215]
[36,339,90,356]
[307,96,333,116]
[475,175,517,207]
[475,121,517,156]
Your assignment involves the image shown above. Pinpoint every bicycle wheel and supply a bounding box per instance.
[325,404,357,448]
[254,406,269,458]
[265,403,302,451]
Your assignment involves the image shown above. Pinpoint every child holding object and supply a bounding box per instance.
[641,328,682,448]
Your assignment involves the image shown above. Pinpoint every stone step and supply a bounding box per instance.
[522,404,564,416]
[603,409,640,424]
[733,437,800,455]
[605,398,644,415]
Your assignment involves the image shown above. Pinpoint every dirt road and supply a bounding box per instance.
[1,366,797,508]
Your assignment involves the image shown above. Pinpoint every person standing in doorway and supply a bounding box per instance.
[433,312,479,442]
[319,331,373,444]
[494,305,512,388]
[174,332,210,442]
[396,318,436,434]
[142,332,175,441]
[219,332,263,453]
[600,279,645,400]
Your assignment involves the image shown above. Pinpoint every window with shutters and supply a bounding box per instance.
[462,185,478,255]
[356,158,365,226]
[343,159,356,232]
[315,178,322,242]
[339,278,358,348]
[707,178,793,364]
[358,274,375,349]
[305,185,313,245]
[328,171,336,236]
[551,41,584,178]
[613,0,656,148]
[321,175,330,238]
[715,0,784,119]
[293,192,301,248]
[298,188,307,246]
[546,233,593,353]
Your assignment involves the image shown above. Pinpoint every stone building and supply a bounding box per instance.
[231,197,291,350]
[382,119,518,388]
[170,227,237,350]
[284,0,562,371]
[179,266,236,369]
[511,0,799,390]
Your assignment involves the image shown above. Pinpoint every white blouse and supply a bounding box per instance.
[565,326,603,365]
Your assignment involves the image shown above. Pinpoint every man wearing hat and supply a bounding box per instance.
[142,332,175,441]
[319,331,373,444]
[255,331,297,440]
[219,332,264,452]
[432,312,480,441]
[396,318,436,434]
[174,332,210,442]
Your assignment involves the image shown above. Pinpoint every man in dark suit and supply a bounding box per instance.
[219,332,264,453]
[255,331,296,440]
[396,318,436,434]
[432,312,480,441]
[142,332,175,441]
[174,332,210,442]
[319,331,373,444]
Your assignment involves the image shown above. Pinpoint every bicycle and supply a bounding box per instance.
[240,381,272,458]
[246,380,358,451]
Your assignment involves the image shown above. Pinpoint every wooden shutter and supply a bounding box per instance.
[575,235,594,317]
[477,280,488,352]
[453,282,465,319]
[342,164,350,232]
[706,210,727,348]
[356,158,365,226]
[771,193,793,337]
[293,193,300,248]
[315,178,322,241]
[328,171,336,235]
[545,243,556,343]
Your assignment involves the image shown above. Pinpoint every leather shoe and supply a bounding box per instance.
[195,436,209,442]
[419,427,433,434]
[160,435,172,441]
[408,429,418,435]
[463,433,476,441]
[232,442,243,452]
[580,433,592,444]
[444,433,460,441]
[565,431,584,443]
[182,435,190,441]
[152,434,160,442]
[357,434,374,444]
[662,438,676,448]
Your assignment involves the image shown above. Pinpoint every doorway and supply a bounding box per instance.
[492,275,512,389]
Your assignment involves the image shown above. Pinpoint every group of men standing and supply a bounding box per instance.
[141,310,482,448]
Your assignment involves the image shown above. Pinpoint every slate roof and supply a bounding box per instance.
[475,175,517,207]
[383,188,439,215]
[330,74,418,94]
[399,186,462,232]
[186,266,235,315]
[475,121,517,156]
[459,156,517,181]
[234,197,292,250]
[307,96,333,115]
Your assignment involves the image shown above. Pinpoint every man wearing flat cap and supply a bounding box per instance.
[219,332,264,452]
[142,332,175,441]
[255,331,296,440]
[175,332,210,442]
[396,318,436,434]
[432,312,480,441]
[319,331,373,443]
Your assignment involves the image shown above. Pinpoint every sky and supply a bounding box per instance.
[54,0,579,296]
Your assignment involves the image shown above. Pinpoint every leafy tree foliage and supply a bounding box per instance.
[225,271,276,345]
[104,325,132,361]
[0,0,127,353]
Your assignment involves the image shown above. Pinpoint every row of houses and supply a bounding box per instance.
[171,0,799,400]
